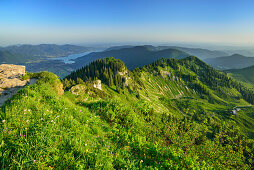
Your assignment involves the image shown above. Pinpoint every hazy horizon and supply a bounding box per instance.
[1,0,254,47]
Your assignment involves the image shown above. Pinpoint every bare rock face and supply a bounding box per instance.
[0,64,34,106]
[70,84,86,95]
[118,70,128,76]
[0,64,27,88]
[93,80,102,90]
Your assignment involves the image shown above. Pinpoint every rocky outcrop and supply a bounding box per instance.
[0,64,35,106]
[0,64,26,88]
[70,84,86,95]
[93,80,102,90]
[118,70,128,76]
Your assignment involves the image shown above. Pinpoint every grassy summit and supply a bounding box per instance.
[1,57,254,169]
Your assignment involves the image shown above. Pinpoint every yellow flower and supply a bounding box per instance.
[140,160,143,163]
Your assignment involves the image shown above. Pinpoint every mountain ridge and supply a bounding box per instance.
[205,53,254,70]
[102,45,227,59]
[72,45,190,70]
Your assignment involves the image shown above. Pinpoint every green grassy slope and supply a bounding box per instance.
[1,57,254,169]
[67,57,254,139]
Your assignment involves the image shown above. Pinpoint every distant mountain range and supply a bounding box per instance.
[205,54,254,70]
[72,45,190,70]
[103,45,227,59]
[0,51,27,64]
[0,44,92,64]
[224,49,254,57]
[226,65,254,90]
[3,44,92,58]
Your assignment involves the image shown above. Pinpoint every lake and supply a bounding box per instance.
[49,51,92,64]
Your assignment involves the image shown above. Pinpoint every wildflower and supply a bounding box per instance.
[80,110,82,112]
[140,160,143,163]
[33,160,36,162]
[20,134,22,136]
[2,120,6,123]
[40,155,43,157]
[26,120,30,123]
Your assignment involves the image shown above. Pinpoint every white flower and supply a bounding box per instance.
[2,120,6,123]
[26,120,30,123]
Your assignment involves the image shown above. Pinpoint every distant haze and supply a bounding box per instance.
[1,0,254,46]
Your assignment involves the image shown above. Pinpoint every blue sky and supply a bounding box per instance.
[1,0,254,46]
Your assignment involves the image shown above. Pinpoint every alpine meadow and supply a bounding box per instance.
[1,0,254,169]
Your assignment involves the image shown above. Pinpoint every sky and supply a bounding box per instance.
[1,0,254,46]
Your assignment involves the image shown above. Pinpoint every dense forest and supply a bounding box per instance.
[65,58,126,91]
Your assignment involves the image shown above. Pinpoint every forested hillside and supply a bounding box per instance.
[1,57,254,169]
